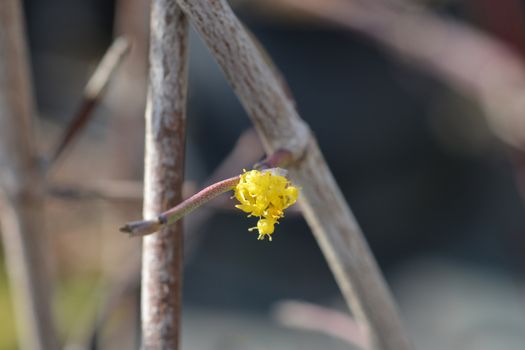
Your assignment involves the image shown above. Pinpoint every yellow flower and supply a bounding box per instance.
[234,169,299,241]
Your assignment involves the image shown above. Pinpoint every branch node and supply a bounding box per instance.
[254,149,294,170]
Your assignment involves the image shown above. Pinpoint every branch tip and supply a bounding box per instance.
[119,219,162,237]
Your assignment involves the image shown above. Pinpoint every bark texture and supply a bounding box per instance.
[141,0,189,348]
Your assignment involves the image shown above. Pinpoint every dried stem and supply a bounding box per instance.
[160,177,238,224]
[0,1,58,349]
[176,0,413,349]
[141,0,188,348]
[121,176,239,237]
[49,37,130,167]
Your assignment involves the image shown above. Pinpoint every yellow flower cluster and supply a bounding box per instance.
[234,169,299,241]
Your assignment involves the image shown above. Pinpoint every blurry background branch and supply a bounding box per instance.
[176,0,413,348]
[273,300,368,349]
[0,1,59,349]
[270,0,525,150]
[48,180,144,202]
[46,128,263,206]
[49,37,130,168]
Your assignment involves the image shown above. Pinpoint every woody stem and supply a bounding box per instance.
[120,176,240,237]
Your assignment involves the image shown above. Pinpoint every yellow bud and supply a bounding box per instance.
[233,168,299,241]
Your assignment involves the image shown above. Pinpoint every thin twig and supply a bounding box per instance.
[0,1,59,349]
[176,0,413,348]
[49,37,130,167]
[141,0,188,348]
[161,177,238,224]
[121,176,239,237]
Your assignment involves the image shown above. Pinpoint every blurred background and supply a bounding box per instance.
[2,0,525,348]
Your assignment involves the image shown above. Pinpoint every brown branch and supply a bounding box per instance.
[121,176,240,237]
[0,1,59,349]
[141,0,189,348]
[175,0,413,349]
[49,37,130,167]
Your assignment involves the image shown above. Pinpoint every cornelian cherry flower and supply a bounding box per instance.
[233,169,299,241]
